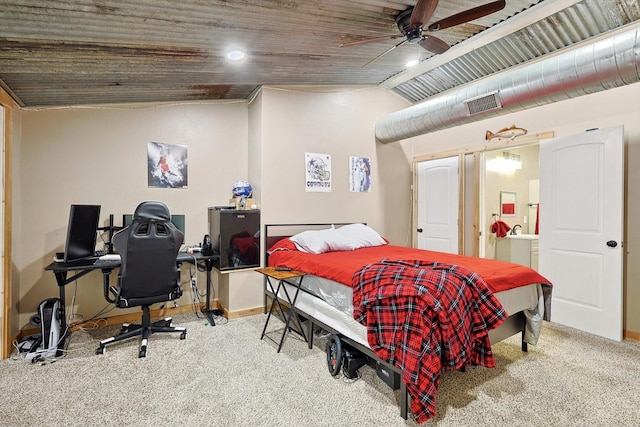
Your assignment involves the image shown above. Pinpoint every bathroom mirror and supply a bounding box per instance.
[500,191,517,217]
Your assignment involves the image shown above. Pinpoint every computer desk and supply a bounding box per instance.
[44,252,219,352]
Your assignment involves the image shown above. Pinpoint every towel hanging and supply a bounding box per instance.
[491,220,511,238]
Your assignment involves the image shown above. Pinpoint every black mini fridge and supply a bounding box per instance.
[208,207,260,270]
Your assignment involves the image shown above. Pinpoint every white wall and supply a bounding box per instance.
[14,87,414,328]
[16,82,640,335]
[258,86,413,243]
[407,81,640,334]
[16,81,640,337]
[17,101,248,328]
[217,86,414,313]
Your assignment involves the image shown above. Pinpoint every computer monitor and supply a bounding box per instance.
[171,214,185,235]
[122,214,132,229]
[122,213,185,235]
[64,204,101,263]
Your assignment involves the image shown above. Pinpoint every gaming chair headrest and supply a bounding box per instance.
[133,201,171,222]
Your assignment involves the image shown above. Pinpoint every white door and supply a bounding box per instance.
[417,156,459,253]
[539,126,624,341]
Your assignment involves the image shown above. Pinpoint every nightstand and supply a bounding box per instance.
[256,267,307,352]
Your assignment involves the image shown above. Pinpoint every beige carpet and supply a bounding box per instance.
[2,312,639,426]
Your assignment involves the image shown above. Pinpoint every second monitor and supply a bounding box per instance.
[122,213,185,235]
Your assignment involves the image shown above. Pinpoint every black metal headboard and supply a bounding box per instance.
[263,223,360,264]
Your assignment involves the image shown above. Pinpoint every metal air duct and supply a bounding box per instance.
[375,26,640,143]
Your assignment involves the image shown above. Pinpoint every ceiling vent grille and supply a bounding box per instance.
[463,91,502,116]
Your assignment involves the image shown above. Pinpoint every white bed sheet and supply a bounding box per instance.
[279,275,545,348]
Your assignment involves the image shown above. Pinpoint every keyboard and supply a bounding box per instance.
[94,250,106,257]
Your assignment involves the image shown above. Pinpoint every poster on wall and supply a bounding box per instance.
[147,141,188,189]
[305,152,332,192]
[349,156,371,193]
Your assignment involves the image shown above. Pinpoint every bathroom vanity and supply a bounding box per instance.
[495,234,539,271]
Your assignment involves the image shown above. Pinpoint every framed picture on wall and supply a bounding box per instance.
[500,191,516,216]
[305,152,332,192]
[349,156,371,192]
[147,141,188,189]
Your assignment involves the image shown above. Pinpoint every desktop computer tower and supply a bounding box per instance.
[25,298,62,360]
[208,207,260,271]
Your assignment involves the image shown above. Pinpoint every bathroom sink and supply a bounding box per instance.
[507,233,539,240]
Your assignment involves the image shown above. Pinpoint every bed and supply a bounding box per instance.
[263,223,552,423]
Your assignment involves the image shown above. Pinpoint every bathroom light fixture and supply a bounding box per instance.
[405,59,419,68]
[487,151,522,173]
[505,152,522,169]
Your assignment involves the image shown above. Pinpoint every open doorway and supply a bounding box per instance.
[482,144,540,268]
[412,132,553,259]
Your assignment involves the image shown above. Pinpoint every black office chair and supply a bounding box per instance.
[97,201,186,358]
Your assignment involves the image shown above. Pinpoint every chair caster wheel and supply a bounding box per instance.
[96,347,105,355]
[180,331,187,340]
[139,350,146,358]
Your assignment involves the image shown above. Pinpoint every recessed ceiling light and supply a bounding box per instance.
[405,59,419,68]
[226,50,246,61]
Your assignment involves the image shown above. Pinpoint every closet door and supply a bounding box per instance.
[416,156,459,254]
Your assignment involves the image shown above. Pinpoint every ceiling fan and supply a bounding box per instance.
[341,0,506,66]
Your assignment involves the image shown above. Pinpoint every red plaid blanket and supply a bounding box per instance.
[352,259,507,423]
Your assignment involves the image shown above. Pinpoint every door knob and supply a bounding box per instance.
[606,240,618,248]
[417,228,423,233]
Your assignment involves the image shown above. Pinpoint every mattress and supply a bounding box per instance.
[278,274,545,348]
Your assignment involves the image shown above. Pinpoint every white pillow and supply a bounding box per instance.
[289,228,356,254]
[336,223,387,249]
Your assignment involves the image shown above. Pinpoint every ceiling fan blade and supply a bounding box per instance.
[409,0,439,28]
[427,0,506,32]
[362,39,408,67]
[418,35,450,54]
[340,34,403,48]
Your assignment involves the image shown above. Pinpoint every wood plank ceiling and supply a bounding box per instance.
[0,0,638,107]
